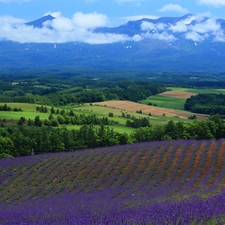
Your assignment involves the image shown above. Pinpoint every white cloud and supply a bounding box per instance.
[141,21,168,31]
[51,17,74,31]
[140,21,175,41]
[0,15,26,24]
[198,0,225,6]
[143,32,176,41]
[0,12,140,44]
[159,4,189,14]
[214,31,225,42]
[114,0,145,5]
[123,15,159,21]
[185,32,208,42]
[72,12,108,29]
[189,19,221,33]
[184,18,222,42]
[43,12,62,18]
[169,22,188,33]
[1,12,225,44]
[141,22,156,31]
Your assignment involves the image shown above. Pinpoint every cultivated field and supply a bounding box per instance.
[94,100,207,119]
[169,87,225,95]
[157,90,197,99]
[0,139,225,224]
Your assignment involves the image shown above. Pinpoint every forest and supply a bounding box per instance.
[185,93,225,116]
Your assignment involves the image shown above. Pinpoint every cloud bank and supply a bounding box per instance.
[0,12,141,44]
[198,0,225,6]
[141,14,225,42]
[0,13,225,44]
[159,4,189,14]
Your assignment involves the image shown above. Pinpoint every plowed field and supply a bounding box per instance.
[94,100,207,119]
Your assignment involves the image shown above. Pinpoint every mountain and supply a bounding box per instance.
[25,15,55,28]
[1,14,225,74]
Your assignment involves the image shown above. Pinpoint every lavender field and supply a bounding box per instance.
[1,139,225,224]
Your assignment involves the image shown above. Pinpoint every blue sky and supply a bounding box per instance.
[1,0,225,24]
[1,0,225,44]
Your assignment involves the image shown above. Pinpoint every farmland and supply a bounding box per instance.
[1,74,225,224]
[1,139,225,224]
[0,86,219,129]
[94,100,207,120]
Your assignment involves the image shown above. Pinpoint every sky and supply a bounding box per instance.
[1,0,225,44]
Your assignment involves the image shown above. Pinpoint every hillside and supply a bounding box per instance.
[1,139,225,224]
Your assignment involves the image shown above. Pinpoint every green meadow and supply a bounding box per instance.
[140,96,185,110]
[169,87,225,94]
[0,103,50,121]
[65,124,135,134]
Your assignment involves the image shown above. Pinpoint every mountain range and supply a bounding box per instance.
[1,14,225,74]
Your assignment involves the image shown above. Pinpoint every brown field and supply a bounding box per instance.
[158,90,197,99]
[94,100,207,119]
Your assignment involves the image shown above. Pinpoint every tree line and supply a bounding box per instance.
[185,93,225,116]
[0,79,166,106]
[0,114,224,159]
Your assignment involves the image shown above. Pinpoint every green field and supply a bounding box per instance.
[140,96,185,110]
[169,87,225,94]
[65,124,135,134]
[140,87,225,111]
[0,103,50,121]
[0,100,200,128]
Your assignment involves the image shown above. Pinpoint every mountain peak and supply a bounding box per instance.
[26,15,55,28]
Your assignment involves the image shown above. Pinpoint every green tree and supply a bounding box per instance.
[51,106,55,114]
[165,121,177,139]
[108,112,114,117]
[17,117,26,125]
[34,116,42,127]
[0,136,14,156]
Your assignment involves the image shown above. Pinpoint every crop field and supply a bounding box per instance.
[1,139,225,224]
[158,90,197,99]
[140,87,225,111]
[140,95,186,110]
[94,100,207,120]
[169,87,225,95]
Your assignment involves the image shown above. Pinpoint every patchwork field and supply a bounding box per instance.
[94,100,207,120]
[1,139,225,224]
[1,102,195,129]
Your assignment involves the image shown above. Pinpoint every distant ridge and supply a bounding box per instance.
[25,15,55,28]
[1,14,225,72]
